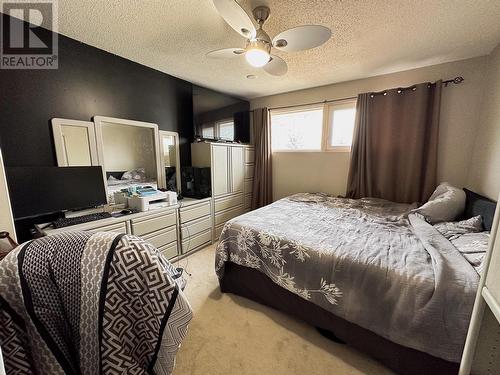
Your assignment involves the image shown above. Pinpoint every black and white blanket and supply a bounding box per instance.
[0,232,192,374]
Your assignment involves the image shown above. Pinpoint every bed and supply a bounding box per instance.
[216,189,496,375]
[0,232,192,374]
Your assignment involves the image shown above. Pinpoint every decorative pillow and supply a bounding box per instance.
[414,182,466,224]
[451,232,490,274]
[434,215,483,241]
[122,167,146,181]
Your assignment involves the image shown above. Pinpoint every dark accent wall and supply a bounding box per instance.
[0,15,194,169]
[0,15,194,241]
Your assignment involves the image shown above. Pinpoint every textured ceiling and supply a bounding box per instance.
[50,1,500,98]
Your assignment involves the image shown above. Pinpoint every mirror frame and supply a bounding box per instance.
[159,130,181,193]
[93,116,163,189]
[51,118,99,166]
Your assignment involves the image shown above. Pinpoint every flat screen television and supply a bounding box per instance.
[193,85,251,143]
[6,166,107,219]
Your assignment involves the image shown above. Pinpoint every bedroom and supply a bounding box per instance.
[0,0,499,374]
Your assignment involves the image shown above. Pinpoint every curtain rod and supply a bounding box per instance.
[266,76,464,112]
[268,95,357,112]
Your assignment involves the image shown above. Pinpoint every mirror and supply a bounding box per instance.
[159,131,181,193]
[51,118,98,166]
[94,117,163,202]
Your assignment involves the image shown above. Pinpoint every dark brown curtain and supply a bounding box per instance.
[346,81,442,203]
[251,107,273,209]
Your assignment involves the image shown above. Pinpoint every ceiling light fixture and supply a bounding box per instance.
[245,39,270,68]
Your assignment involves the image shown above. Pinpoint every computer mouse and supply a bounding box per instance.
[120,209,133,215]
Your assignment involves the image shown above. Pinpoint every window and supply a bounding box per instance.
[200,119,234,141]
[270,100,357,152]
[201,124,214,139]
[218,119,235,141]
[271,106,324,151]
[326,100,357,151]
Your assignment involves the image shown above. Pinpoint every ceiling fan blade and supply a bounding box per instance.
[206,47,246,59]
[263,55,288,76]
[212,0,256,39]
[273,25,331,52]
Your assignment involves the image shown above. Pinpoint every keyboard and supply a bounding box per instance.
[52,212,112,229]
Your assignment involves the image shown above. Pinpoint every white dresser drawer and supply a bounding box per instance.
[182,229,211,254]
[214,193,243,212]
[214,205,244,226]
[244,164,254,179]
[159,242,178,259]
[245,148,255,163]
[88,222,128,234]
[180,201,211,224]
[142,226,177,249]
[181,215,212,240]
[131,210,176,236]
[215,223,225,240]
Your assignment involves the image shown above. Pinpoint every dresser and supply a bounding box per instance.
[43,206,180,260]
[191,142,254,241]
[40,195,221,260]
[178,197,212,254]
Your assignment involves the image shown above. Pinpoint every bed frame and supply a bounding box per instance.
[220,262,458,375]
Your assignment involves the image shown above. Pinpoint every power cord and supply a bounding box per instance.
[176,200,192,277]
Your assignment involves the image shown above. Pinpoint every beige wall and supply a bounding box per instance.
[0,149,16,240]
[467,44,500,201]
[251,57,488,201]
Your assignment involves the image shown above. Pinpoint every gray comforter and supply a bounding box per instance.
[215,193,479,362]
[0,232,193,374]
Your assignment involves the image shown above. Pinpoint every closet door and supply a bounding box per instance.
[230,146,244,194]
[212,144,229,196]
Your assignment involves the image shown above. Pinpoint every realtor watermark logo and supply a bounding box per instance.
[1,0,58,69]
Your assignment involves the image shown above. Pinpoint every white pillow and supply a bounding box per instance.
[414,182,466,224]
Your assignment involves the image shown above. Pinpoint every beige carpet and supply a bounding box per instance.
[171,244,393,375]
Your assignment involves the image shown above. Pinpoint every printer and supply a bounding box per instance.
[128,187,177,211]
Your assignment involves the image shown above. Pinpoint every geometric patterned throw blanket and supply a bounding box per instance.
[0,232,192,374]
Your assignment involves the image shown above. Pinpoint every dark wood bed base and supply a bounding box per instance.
[220,262,459,375]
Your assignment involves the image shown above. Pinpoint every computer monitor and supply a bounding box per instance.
[6,166,107,219]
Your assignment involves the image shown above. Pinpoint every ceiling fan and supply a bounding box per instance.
[207,0,332,76]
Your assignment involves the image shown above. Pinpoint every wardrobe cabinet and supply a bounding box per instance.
[212,144,230,196]
[191,142,253,241]
[244,146,255,212]
[209,144,245,197]
[230,146,244,193]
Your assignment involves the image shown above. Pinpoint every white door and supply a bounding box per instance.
[212,145,229,196]
[230,146,244,194]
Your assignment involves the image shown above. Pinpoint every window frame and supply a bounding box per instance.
[323,98,358,153]
[270,104,326,153]
[269,99,357,153]
[216,118,235,141]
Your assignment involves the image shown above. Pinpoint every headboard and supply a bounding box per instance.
[463,188,497,231]
[106,171,125,180]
